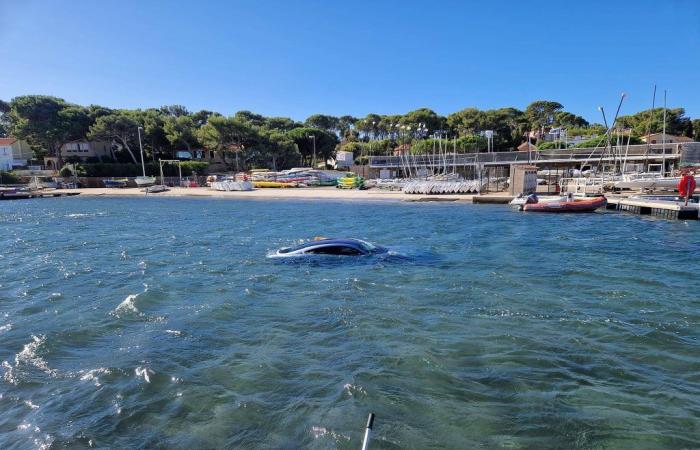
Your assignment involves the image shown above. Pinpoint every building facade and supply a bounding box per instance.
[0,138,33,170]
[641,133,693,144]
[44,140,113,170]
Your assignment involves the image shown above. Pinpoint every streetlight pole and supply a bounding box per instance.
[137,126,146,177]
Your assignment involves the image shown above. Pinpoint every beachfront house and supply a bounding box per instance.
[641,133,693,144]
[0,138,33,170]
[43,140,113,170]
[542,128,598,147]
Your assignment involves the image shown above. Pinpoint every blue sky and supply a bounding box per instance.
[1,0,698,123]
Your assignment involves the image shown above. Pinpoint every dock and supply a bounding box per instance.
[606,196,699,220]
[0,191,81,201]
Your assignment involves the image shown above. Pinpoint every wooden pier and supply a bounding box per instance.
[606,196,699,220]
[0,191,81,201]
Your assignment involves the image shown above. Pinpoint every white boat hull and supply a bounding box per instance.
[210,181,254,191]
[135,176,157,187]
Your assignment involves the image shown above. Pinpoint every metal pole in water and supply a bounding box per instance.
[361,413,375,450]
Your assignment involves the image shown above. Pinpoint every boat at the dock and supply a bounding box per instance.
[513,194,607,212]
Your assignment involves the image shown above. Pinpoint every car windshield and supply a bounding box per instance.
[355,240,376,252]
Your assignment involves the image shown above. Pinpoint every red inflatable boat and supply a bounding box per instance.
[522,195,607,213]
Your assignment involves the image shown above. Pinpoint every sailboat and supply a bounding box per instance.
[135,126,156,187]
[612,88,696,192]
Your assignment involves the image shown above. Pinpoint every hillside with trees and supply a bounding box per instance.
[0,95,697,173]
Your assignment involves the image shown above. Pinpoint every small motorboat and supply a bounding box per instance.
[514,193,607,212]
[269,238,386,258]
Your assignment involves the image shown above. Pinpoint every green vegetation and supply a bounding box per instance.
[572,136,643,148]
[0,95,697,174]
[0,171,20,184]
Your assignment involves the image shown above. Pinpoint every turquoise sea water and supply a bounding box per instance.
[1,197,699,449]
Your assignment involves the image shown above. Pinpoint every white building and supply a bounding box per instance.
[0,138,33,170]
[335,150,354,168]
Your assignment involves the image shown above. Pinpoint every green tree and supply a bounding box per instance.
[525,100,564,131]
[554,111,589,128]
[355,114,379,138]
[338,115,358,138]
[692,119,700,142]
[234,110,267,128]
[264,116,299,132]
[164,115,199,151]
[305,114,340,133]
[447,108,483,135]
[249,130,301,170]
[135,108,170,160]
[197,116,255,170]
[616,108,692,137]
[0,99,10,136]
[88,111,141,163]
[8,95,91,168]
[160,104,189,117]
[286,127,338,166]
[400,108,446,133]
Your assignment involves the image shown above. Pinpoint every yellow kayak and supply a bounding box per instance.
[253,181,298,188]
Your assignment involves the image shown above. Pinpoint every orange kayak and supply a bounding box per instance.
[522,196,607,213]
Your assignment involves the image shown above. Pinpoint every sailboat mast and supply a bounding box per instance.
[644,85,657,172]
[662,90,667,175]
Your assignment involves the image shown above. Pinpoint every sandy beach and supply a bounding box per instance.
[52,186,482,202]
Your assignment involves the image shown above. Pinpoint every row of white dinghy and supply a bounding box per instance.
[402,180,483,194]
[210,181,254,191]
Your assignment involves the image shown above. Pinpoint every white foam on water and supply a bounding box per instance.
[17,422,53,450]
[311,426,350,442]
[24,399,39,409]
[79,367,111,387]
[164,329,182,336]
[112,294,142,318]
[343,383,367,397]
[2,335,57,384]
[0,323,11,334]
[135,366,154,383]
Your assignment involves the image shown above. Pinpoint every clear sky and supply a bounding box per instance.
[1,0,698,123]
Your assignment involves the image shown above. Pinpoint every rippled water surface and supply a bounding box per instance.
[1,197,699,449]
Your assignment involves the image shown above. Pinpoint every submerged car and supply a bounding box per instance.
[270,238,386,257]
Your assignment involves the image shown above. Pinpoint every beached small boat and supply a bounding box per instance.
[513,194,607,212]
[253,181,297,188]
[336,173,364,189]
[142,185,169,194]
[210,180,253,191]
[135,176,156,187]
[103,178,128,188]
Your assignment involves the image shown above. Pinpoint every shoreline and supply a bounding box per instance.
[51,186,485,203]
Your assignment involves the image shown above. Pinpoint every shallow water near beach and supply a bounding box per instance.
[1,196,699,449]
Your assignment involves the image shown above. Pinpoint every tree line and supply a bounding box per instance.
[0,95,698,171]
